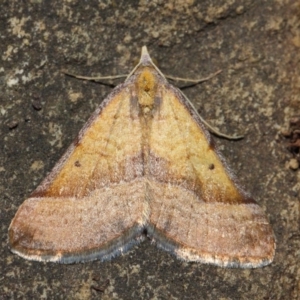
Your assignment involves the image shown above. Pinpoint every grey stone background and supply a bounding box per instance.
[1,0,299,299]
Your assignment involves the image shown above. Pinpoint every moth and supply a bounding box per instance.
[9,47,275,268]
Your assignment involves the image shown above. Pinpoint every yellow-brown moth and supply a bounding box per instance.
[8,47,275,268]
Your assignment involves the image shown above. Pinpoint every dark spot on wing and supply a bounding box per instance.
[74,161,81,167]
[208,163,215,170]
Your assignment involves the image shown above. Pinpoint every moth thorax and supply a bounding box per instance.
[137,68,157,111]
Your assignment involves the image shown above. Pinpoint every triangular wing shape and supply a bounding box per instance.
[9,83,148,263]
[145,80,275,267]
[9,46,275,267]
